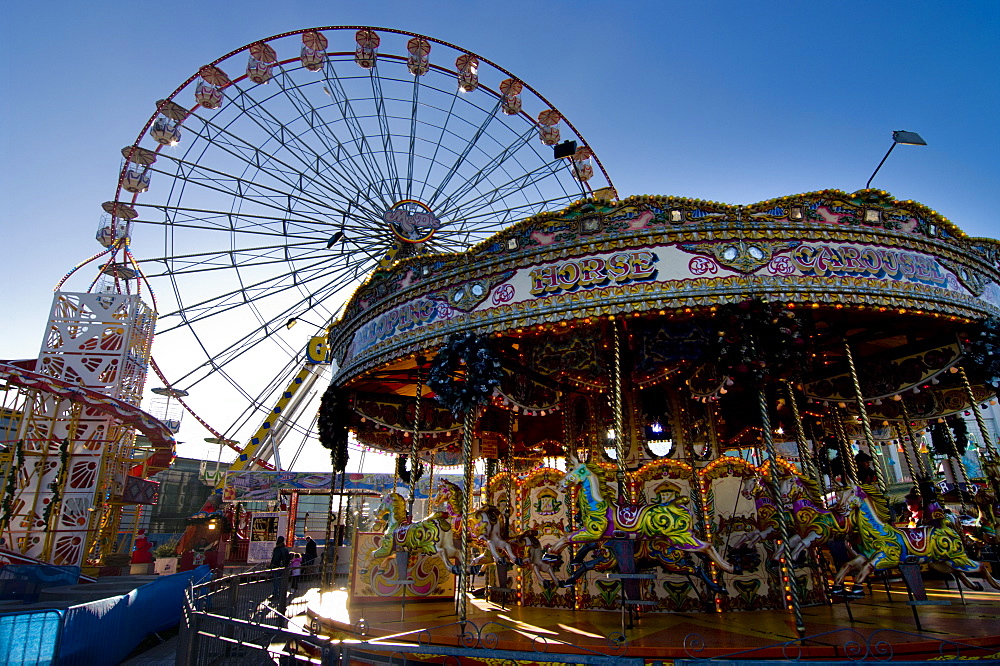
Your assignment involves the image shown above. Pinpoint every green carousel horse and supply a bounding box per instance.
[371,479,465,575]
[544,451,735,575]
[841,484,1000,591]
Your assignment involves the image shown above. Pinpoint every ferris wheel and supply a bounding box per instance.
[80,26,615,458]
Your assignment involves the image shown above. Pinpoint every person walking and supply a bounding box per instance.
[303,536,317,565]
[289,552,302,591]
[270,536,290,598]
[303,535,318,581]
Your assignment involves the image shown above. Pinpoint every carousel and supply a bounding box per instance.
[311,187,1000,657]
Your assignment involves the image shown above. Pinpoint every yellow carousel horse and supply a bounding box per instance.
[370,480,465,574]
[841,484,1000,591]
[544,451,735,574]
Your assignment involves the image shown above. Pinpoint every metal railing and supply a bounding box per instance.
[177,565,640,665]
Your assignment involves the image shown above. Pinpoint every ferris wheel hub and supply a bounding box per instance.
[383,200,442,244]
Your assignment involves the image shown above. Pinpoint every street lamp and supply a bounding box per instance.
[866,130,926,189]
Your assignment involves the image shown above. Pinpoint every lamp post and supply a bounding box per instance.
[866,130,926,189]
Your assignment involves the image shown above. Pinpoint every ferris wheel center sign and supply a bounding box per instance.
[383,200,442,243]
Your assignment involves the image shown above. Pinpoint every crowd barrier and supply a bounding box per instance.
[0,565,211,666]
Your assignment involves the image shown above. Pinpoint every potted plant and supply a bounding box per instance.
[153,539,180,575]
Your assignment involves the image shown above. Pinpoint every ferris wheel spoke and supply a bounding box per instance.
[133,202,338,238]
[168,270,359,387]
[183,113,376,219]
[245,70,394,207]
[416,86,460,204]
[321,59,395,203]
[431,123,539,218]
[214,85,387,214]
[424,97,503,211]
[176,110,349,207]
[438,159,569,225]
[149,152,357,225]
[140,242,328,277]
[368,62,403,202]
[157,251,368,331]
[405,75,421,200]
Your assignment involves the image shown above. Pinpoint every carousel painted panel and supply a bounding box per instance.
[350,532,455,602]
[701,457,775,611]
[627,459,714,612]
[340,243,991,374]
[517,467,573,608]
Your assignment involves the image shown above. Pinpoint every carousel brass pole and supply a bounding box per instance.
[459,408,476,625]
[894,422,923,497]
[899,400,930,480]
[784,382,817,481]
[506,412,515,522]
[832,411,859,485]
[407,357,425,519]
[611,319,631,504]
[939,420,970,514]
[843,340,888,494]
[958,366,1000,499]
[758,386,806,638]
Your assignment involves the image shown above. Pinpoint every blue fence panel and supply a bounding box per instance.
[0,609,63,666]
[56,565,211,666]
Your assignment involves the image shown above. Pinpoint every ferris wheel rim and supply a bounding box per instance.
[98,26,616,453]
[112,25,616,215]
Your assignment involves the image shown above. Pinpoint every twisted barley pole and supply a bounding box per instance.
[843,339,887,494]
[611,319,630,504]
[459,407,476,625]
[958,366,1000,499]
[758,386,806,638]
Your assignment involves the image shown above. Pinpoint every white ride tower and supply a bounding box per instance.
[7,290,155,567]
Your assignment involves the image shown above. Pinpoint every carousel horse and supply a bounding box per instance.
[840,485,1000,591]
[780,475,873,592]
[370,481,465,575]
[732,475,784,554]
[470,504,522,568]
[507,529,560,587]
[544,451,735,575]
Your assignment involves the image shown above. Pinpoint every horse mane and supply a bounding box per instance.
[855,484,891,523]
[512,529,541,548]
[789,474,822,502]
[584,461,613,497]
[475,505,502,523]
[382,492,407,523]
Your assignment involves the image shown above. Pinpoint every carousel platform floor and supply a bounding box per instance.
[306,578,1000,662]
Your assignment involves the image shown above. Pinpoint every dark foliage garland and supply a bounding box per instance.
[929,421,950,456]
[317,385,350,472]
[948,414,970,456]
[965,317,1000,388]
[930,417,970,457]
[0,440,24,531]
[712,299,812,385]
[427,332,503,417]
[42,439,71,526]
[396,454,424,486]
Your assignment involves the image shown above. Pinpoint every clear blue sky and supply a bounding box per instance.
[2,1,997,471]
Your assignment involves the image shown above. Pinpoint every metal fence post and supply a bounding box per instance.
[178,587,200,666]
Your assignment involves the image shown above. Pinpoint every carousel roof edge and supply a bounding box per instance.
[326,188,999,338]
